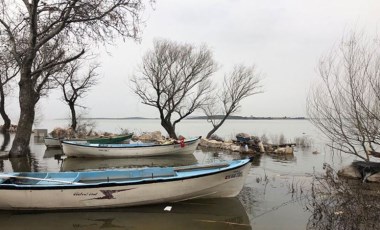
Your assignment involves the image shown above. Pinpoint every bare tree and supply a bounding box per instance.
[203,65,262,138]
[132,39,217,139]
[0,0,146,156]
[55,61,99,132]
[307,32,380,162]
[0,47,19,133]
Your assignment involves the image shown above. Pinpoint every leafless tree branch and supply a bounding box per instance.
[204,64,263,138]
[307,31,380,161]
[131,39,217,139]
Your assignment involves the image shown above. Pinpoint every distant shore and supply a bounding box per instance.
[52,116,307,120]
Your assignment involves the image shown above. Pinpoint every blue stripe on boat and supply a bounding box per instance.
[0,159,250,190]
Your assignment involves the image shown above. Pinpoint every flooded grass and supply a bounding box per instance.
[305,165,380,230]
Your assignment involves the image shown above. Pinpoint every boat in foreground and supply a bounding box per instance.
[0,158,251,210]
[61,136,201,158]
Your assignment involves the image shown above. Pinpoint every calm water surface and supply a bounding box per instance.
[0,119,357,229]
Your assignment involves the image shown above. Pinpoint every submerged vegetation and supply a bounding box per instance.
[306,165,380,230]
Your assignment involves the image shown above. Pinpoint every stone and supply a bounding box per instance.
[337,165,362,179]
[367,173,380,183]
[199,138,209,147]
[139,133,153,140]
[207,140,222,148]
[221,142,233,150]
[230,144,241,152]
[284,146,294,154]
[151,131,163,141]
[136,131,164,141]
[258,141,265,153]
[273,146,293,155]
[236,133,250,138]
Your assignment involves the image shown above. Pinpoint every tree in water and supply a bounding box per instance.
[0,48,19,133]
[54,60,99,132]
[203,65,262,139]
[307,31,380,161]
[0,0,147,156]
[132,39,217,139]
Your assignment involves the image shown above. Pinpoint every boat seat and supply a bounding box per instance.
[134,167,176,178]
[36,178,79,185]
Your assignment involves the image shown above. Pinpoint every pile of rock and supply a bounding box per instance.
[338,161,380,183]
[199,132,295,155]
[199,139,243,152]
[50,127,75,138]
[269,145,294,155]
[49,127,119,139]
[136,131,165,141]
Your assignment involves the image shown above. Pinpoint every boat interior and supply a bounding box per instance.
[0,167,178,186]
[0,160,239,187]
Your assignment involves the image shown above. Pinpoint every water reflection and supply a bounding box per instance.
[0,132,10,151]
[43,148,64,159]
[306,169,380,230]
[8,155,33,172]
[0,198,251,230]
[266,153,296,163]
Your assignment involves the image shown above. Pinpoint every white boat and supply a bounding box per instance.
[61,154,198,171]
[0,158,252,210]
[44,137,62,148]
[61,136,201,158]
[44,134,132,149]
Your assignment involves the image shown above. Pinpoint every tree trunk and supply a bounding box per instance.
[9,77,37,157]
[161,120,178,139]
[206,114,230,139]
[69,103,77,131]
[0,86,11,132]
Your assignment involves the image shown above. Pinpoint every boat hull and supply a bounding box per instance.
[62,137,201,158]
[44,137,61,148]
[0,159,251,210]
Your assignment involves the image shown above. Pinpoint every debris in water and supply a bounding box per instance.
[164,206,172,211]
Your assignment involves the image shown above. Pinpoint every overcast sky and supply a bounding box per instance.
[10,0,380,120]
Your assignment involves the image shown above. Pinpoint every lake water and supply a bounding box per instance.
[0,119,358,229]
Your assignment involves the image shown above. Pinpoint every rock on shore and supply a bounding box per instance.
[338,161,380,183]
[199,139,243,152]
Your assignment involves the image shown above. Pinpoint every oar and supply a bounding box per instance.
[174,162,230,172]
[0,174,84,185]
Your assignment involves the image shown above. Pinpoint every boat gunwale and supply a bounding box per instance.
[61,136,202,149]
[0,158,251,190]
[45,134,133,142]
